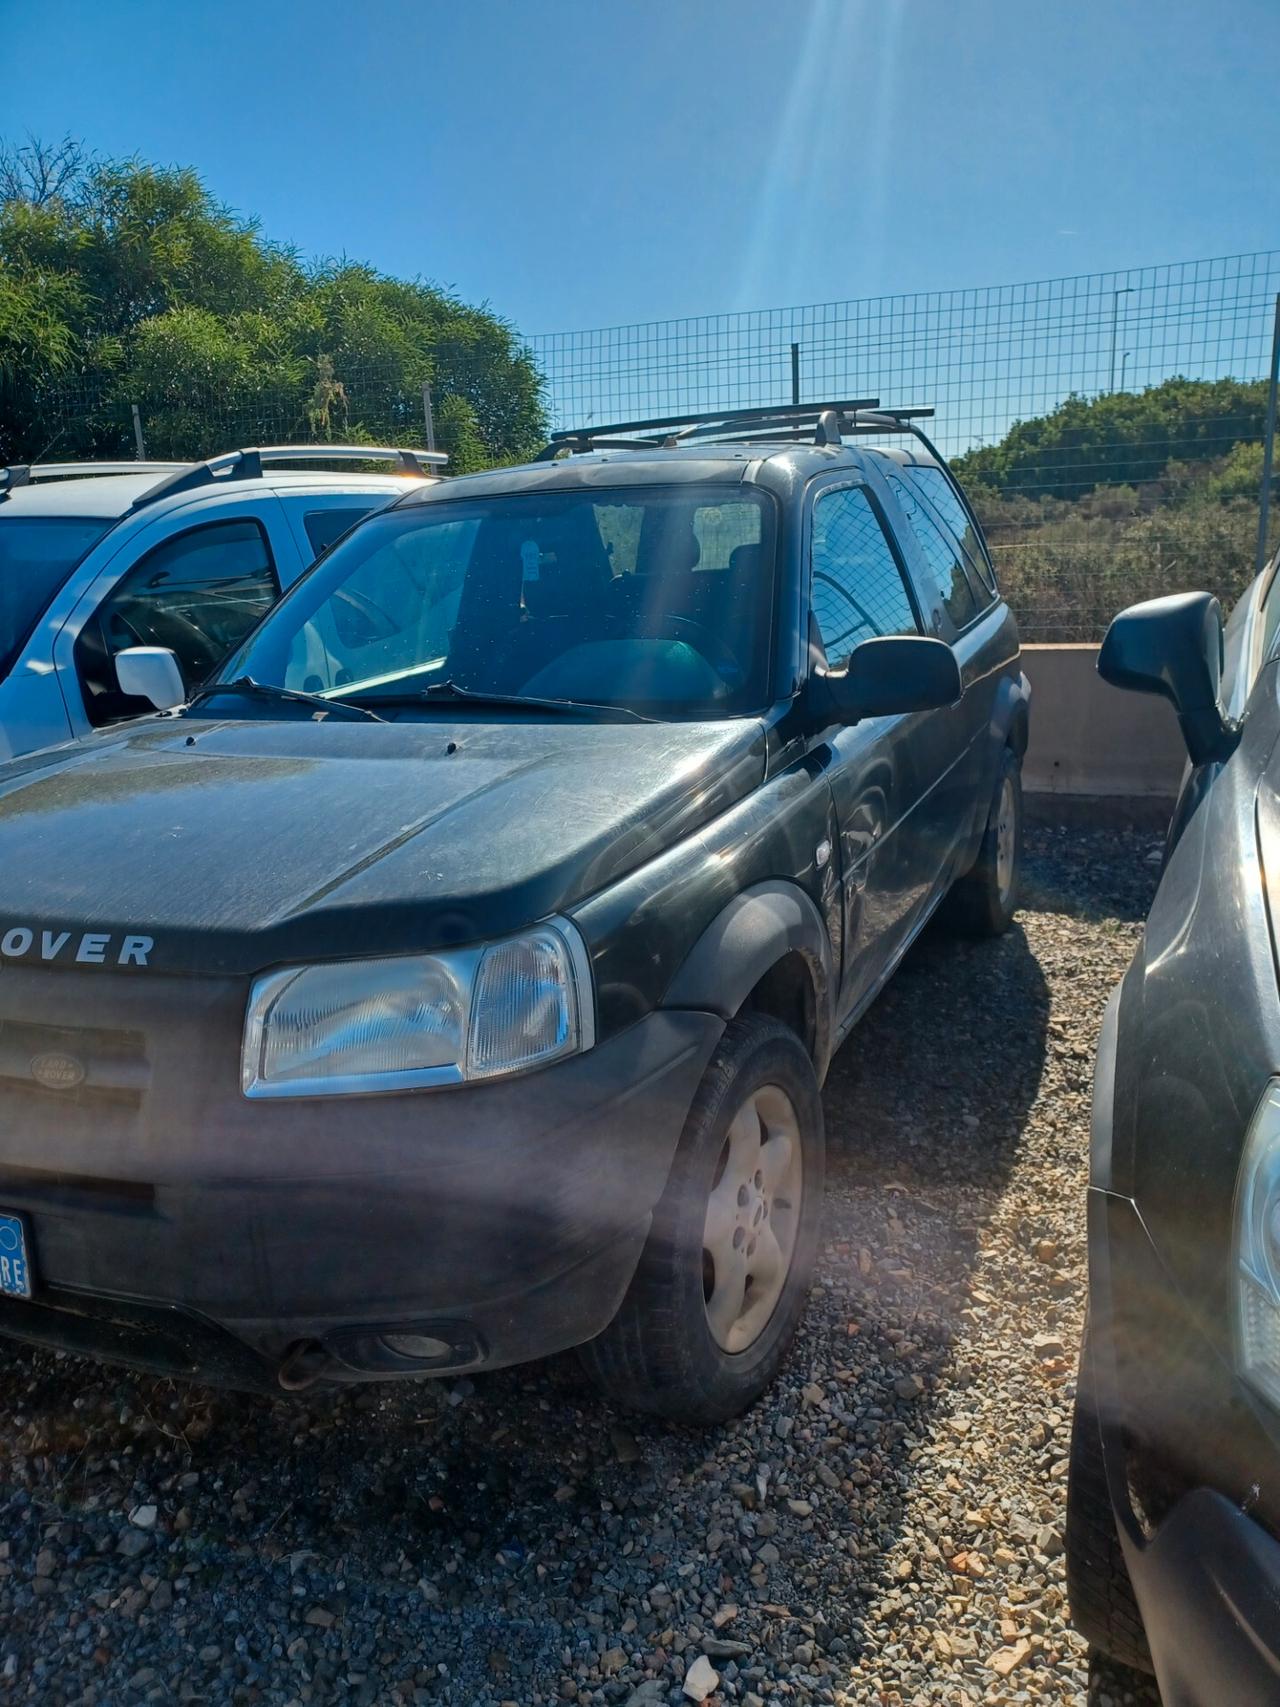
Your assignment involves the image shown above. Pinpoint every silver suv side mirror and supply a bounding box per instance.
[114,647,186,712]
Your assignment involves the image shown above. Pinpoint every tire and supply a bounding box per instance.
[579,1014,825,1424]
[1065,1326,1153,1674]
[946,744,1022,936]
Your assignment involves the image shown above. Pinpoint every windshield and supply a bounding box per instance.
[0,515,112,679]
[225,486,777,718]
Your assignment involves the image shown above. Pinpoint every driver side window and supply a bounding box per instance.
[76,519,279,726]
[810,486,919,667]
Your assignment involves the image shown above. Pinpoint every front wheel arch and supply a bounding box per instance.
[662,881,835,1076]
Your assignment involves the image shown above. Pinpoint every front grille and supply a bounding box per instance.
[0,1017,149,1108]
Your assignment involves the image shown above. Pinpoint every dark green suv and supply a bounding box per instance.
[0,403,1029,1422]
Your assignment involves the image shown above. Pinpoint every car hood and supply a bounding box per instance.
[0,714,767,976]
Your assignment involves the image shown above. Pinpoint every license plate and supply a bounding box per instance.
[0,1213,32,1299]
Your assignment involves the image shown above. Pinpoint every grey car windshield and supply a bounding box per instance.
[0,516,112,679]
[227,486,777,717]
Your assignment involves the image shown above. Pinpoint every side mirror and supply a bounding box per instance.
[1098,592,1238,767]
[114,646,186,712]
[811,635,962,725]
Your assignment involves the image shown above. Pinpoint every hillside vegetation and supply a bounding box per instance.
[952,378,1274,639]
[0,138,545,470]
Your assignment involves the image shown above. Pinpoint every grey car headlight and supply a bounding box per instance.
[1235,1079,1280,1408]
[241,919,595,1098]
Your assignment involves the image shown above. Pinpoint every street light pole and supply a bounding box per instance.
[1119,351,1131,392]
[1109,287,1135,392]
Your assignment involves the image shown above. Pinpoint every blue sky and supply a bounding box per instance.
[7,0,1280,339]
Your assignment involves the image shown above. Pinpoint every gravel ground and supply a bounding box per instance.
[0,825,1167,1707]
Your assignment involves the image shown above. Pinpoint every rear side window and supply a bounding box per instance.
[810,486,918,665]
[76,518,280,725]
[885,472,982,631]
[303,506,381,559]
[901,465,997,598]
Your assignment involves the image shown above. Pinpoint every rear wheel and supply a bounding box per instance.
[947,745,1022,935]
[1065,1324,1153,1673]
[579,1014,824,1424]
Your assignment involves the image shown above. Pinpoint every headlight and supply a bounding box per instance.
[1235,1079,1280,1408]
[241,919,595,1098]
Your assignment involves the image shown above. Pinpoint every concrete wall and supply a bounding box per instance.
[1020,643,1185,802]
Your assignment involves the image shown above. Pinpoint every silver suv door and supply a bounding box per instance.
[52,490,299,740]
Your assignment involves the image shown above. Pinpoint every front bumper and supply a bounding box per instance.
[0,963,722,1389]
[1122,1485,1280,1707]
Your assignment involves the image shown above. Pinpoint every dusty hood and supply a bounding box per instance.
[0,714,766,976]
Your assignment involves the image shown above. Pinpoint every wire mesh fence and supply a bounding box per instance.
[24,354,521,475]
[34,370,441,463]
[27,253,1280,642]
[530,252,1280,641]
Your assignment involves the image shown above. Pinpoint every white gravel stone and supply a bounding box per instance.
[682,1653,719,1700]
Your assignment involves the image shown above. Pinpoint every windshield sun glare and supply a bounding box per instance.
[227,487,777,719]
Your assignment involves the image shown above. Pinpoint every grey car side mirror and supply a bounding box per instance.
[812,634,963,725]
[1098,592,1239,767]
[114,647,187,712]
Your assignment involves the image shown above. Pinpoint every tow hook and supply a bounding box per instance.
[277,1339,332,1392]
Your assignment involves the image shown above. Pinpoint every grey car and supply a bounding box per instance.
[1066,563,1280,1702]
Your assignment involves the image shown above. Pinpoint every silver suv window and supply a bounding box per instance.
[0,516,112,680]
[75,518,279,724]
[303,506,382,558]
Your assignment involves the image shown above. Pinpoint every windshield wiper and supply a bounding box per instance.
[183,676,385,723]
[351,679,653,723]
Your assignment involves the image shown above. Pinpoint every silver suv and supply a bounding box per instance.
[0,445,445,760]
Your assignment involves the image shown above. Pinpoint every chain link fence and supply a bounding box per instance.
[530,253,1280,641]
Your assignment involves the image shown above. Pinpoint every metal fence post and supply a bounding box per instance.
[1256,294,1280,576]
[130,403,146,460]
[790,343,800,407]
[422,382,436,453]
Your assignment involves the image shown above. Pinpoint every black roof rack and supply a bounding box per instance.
[131,444,448,511]
[712,404,941,448]
[539,401,880,458]
[536,401,943,460]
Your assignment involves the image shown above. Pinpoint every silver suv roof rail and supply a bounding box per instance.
[132,444,449,511]
[0,460,186,497]
[1,445,447,506]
